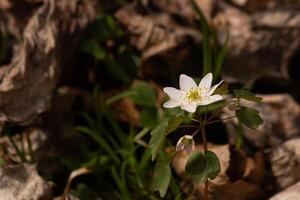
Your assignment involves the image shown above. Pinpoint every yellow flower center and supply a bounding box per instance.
[182,137,193,145]
[186,88,202,102]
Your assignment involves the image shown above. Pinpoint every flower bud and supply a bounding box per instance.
[176,135,195,155]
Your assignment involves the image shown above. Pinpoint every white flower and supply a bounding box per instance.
[163,73,223,113]
[176,135,195,155]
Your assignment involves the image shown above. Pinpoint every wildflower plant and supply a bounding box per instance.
[149,73,263,199]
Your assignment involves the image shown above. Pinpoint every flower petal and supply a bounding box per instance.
[198,95,222,106]
[199,73,212,90]
[185,140,195,155]
[176,137,185,152]
[206,80,224,96]
[163,100,180,108]
[179,74,197,91]
[163,87,182,102]
[181,103,197,113]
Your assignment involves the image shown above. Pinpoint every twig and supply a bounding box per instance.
[178,125,199,128]
[8,135,26,162]
[206,116,237,125]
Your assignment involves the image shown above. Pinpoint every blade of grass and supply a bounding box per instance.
[8,135,26,162]
[76,127,120,164]
[191,0,212,76]
[235,123,244,150]
[214,33,228,79]
[111,165,132,200]
[105,91,137,106]
[103,108,128,148]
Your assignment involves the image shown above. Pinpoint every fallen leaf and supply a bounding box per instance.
[0,164,54,200]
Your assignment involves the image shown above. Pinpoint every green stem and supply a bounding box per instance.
[206,116,237,125]
[20,133,26,162]
[200,116,208,200]
[205,181,208,200]
[207,107,223,122]
[201,126,207,153]
[26,131,34,162]
[178,125,199,128]
[8,135,26,162]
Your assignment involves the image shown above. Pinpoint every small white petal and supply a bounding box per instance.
[176,137,185,152]
[176,135,194,153]
[179,74,197,91]
[198,95,222,106]
[185,140,195,155]
[184,135,193,140]
[199,73,212,90]
[207,80,224,96]
[163,87,182,102]
[163,100,180,108]
[181,103,197,113]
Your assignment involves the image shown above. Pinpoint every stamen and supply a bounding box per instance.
[186,88,202,102]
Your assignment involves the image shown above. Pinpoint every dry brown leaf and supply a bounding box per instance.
[0,164,53,200]
[223,94,300,148]
[271,138,300,189]
[0,0,97,125]
[213,180,265,200]
[0,0,12,10]
[55,167,91,200]
[115,3,201,60]
[269,181,300,200]
[172,144,231,186]
[214,2,299,84]
[0,128,47,163]
[228,0,300,13]
[151,0,215,22]
[172,143,266,199]
[110,97,140,126]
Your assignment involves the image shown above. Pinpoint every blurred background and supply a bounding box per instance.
[0,0,300,199]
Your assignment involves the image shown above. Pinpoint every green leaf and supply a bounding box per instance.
[185,151,221,183]
[213,83,229,95]
[153,160,171,198]
[234,89,262,103]
[149,121,168,161]
[197,100,227,113]
[140,107,159,128]
[149,115,183,161]
[105,91,136,106]
[236,107,264,129]
[185,152,206,175]
[105,55,130,83]
[129,82,156,107]
[235,122,244,149]
[76,127,120,164]
[0,157,5,167]
[166,115,183,134]
[82,40,106,60]
[205,151,221,179]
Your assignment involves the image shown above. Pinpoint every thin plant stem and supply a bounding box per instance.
[204,106,208,122]
[207,107,223,122]
[8,135,26,162]
[200,116,208,200]
[191,118,200,123]
[206,116,237,125]
[192,129,201,137]
[178,125,199,128]
[201,126,207,155]
[26,131,34,162]
[20,133,26,162]
[205,181,208,200]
